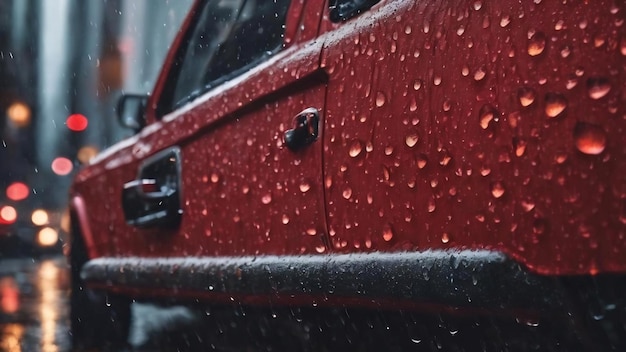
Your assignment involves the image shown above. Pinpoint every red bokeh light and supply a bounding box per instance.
[51,157,73,175]
[0,206,17,224]
[66,113,88,132]
[6,182,29,201]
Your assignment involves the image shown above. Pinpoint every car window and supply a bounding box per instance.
[159,0,292,116]
[329,0,381,22]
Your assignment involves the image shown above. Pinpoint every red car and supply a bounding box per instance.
[69,0,625,349]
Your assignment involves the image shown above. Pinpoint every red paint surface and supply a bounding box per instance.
[71,0,625,284]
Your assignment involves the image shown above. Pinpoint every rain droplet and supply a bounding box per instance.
[560,45,571,58]
[433,76,442,85]
[473,1,482,10]
[428,198,436,213]
[555,153,568,164]
[413,80,422,90]
[491,182,506,198]
[594,35,606,48]
[528,32,546,56]
[575,67,585,77]
[325,176,333,189]
[384,145,394,156]
[315,245,326,253]
[382,165,391,182]
[517,87,536,107]
[306,228,317,236]
[375,92,386,107]
[544,93,567,118]
[473,66,487,81]
[282,214,290,224]
[554,20,564,31]
[210,173,220,183]
[441,233,450,244]
[479,104,496,129]
[586,77,611,100]
[574,122,606,155]
[299,181,311,193]
[261,193,272,204]
[439,152,452,166]
[442,99,452,111]
[500,15,511,27]
[566,76,578,90]
[533,218,547,236]
[342,187,353,199]
[349,140,363,157]
[521,199,535,212]
[514,138,527,157]
[382,223,394,241]
[405,133,419,147]
[417,155,427,169]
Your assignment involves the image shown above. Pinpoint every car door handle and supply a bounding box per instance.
[123,179,175,201]
[121,147,182,228]
[284,107,319,151]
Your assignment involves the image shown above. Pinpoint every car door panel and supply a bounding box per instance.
[72,0,330,258]
[320,0,626,275]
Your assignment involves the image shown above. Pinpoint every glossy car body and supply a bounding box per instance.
[69,0,625,348]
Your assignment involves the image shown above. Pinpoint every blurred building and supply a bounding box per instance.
[1,0,192,212]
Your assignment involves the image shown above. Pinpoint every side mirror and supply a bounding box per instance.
[117,94,148,133]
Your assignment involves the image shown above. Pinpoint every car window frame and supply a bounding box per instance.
[154,0,293,119]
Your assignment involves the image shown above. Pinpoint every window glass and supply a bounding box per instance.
[329,0,381,22]
[160,0,292,116]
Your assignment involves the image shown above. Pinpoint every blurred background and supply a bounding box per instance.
[0,0,193,257]
[0,2,192,350]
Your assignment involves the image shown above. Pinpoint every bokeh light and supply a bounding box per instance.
[77,145,99,164]
[6,182,29,201]
[6,102,31,127]
[32,209,50,226]
[51,157,73,175]
[0,206,17,224]
[37,227,59,246]
[66,113,88,132]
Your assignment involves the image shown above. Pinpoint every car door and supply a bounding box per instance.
[83,0,331,258]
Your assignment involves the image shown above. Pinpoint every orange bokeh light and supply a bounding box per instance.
[51,157,73,175]
[6,182,29,201]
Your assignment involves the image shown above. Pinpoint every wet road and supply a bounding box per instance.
[0,256,71,352]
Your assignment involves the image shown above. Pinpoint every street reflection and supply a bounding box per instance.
[38,261,60,352]
[0,324,24,352]
[0,257,70,352]
[0,277,19,314]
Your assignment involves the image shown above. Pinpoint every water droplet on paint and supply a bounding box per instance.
[574,122,606,155]
[491,182,505,198]
[545,93,567,118]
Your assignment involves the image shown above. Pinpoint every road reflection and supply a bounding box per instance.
[38,261,62,352]
[0,257,70,352]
